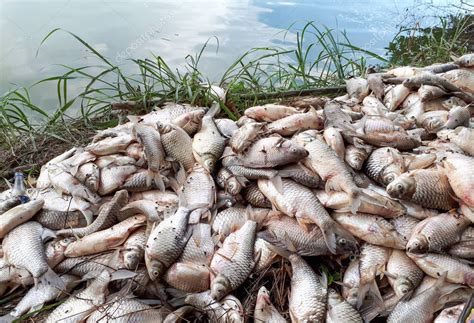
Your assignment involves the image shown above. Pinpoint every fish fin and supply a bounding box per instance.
[324,177,341,193]
[270,176,283,194]
[153,173,166,192]
[359,297,385,323]
[40,267,66,291]
[265,242,292,259]
[110,269,137,281]
[283,232,298,253]
[319,271,328,289]
[80,209,94,226]
[295,215,312,233]
[41,228,56,241]
[348,188,362,214]
[382,270,398,279]
[357,280,383,310]
[333,281,352,288]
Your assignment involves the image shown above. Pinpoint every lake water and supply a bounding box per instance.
[0,0,456,113]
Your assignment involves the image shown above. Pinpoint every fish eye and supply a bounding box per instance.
[153,271,159,277]
[396,183,404,191]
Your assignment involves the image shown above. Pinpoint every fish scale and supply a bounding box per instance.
[3,221,50,279]
[289,254,327,322]
[210,220,257,300]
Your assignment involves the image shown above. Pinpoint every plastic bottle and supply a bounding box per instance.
[11,172,29,203]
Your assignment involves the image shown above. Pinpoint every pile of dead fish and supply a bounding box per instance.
[0,53,473,323]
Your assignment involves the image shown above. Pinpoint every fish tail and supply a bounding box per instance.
[320,222,337,254]
[269,175,283,193]
[348,188,362,214]
[154,173,166,192]
[357,280,383,310]
[40,267,66,291]
[359,297,385,322]
[206,102,220,117]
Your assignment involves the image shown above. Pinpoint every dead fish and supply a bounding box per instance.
[158,122,196,171]
[87,297,169,322]
[0,199,44,238]
[434,303,465,323]
[442,153,474,208]
[390,215,420,240]
[164,262,210,292]
[94,154,136,169]
[342,258,360,307]
[253,238,280,272]
[181,165,216,223]
[133,124,167,190]
[56,189,128,238]
[75,162,100,192]
[242,182,272,208]
[386,249,424,298]
[384,84,411,111]
[254,286,286,323]
[407,252,474,288]
[278,163,322,188]
[172,109,206,136]
[357,243,390,309]
[119,199,163,223]
[444,104,470,129]
[441,68,474,93]
[324,126,345,159]
[122,169,165,192]
[122,227,146,269]
[145,205,198,280]
[296,134,361,207]
[86,133,135,156]
[316,189,405,218]
[229,121,266,153]
[448,227,474,259]
[423,96,467,112]
[258,178,358,254]
[234,137,308,168]
[333,212,407,249]
[137,102,205,126]
[288,254,328,322]
[407,211,470,253]
[455,53,474,67]
[446,126,474,156]
[210,220,257,300]
[367,74,385,100]
[245,104,302,122]
[3,221,63,288]
[387,273,461,323]
[215,118,239,138]
[212,205,273,240]
[48,164,100,204]
[216,167,246,195]
[126,142,144,160]
[64,215,146,257]
[0,196,21,215]
[185,291,244,322]
[2,274,79,321]
[386,169,457,210]
[36,147,77,189]
[417,110,448,133]
[258,215,333,256]
[45,270,127,323]
[192,105,226,172]
[326,288,363,323]
[54,251,120,277]
[345,142,371,171]
[401,93,424,120]
[346,77,370,103]
[98,164,137,195]
[418,85,448,102]
[266,108,324,136]
[45,237,75,268]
